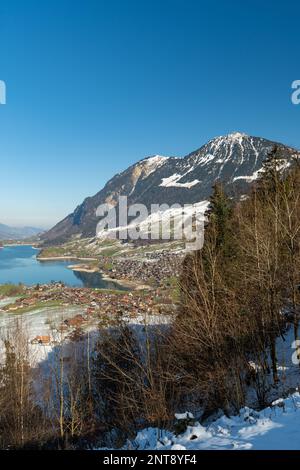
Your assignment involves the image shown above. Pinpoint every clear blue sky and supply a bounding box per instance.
[0,0,299,228]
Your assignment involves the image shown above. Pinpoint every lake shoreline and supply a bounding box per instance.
[38,253,150,290]
[68,264,149,290]
[4,243,39,248]
[68,264,99,273]
[0,245,121,289]
[37,255,98,261]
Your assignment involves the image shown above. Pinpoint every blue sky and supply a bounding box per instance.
[0,0,300,228]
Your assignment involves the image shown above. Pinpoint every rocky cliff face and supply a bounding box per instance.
[42,132,297,244]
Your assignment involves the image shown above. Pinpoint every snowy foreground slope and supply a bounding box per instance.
[124,393,300,450]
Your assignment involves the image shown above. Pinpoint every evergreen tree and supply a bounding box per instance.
[258,145,286,194]
[205,181,234,257]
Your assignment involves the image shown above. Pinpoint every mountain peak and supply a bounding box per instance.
[209,132,249,145]
[140,154,170,165]
[42,134,296,244]
[143,154,170,161]
[203,132,251,153]
[226,131,249,140]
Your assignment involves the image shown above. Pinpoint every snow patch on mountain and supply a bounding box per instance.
[140,155,170,179]
[233,159,292,183]
[233,169,263,182]
[195,154,216,166]
[160,173,200,188]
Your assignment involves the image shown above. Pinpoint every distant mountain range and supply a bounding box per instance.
[0,224,43,240]
[42,132,299,245]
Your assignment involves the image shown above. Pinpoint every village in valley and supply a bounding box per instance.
[97,249,183,285]
[0,241,181,348]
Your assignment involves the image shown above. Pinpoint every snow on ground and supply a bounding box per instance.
[244,325,300,408]
[126,393,300,450]
[121,324,300,451]
[0,297,18,308]
[0,303,86,364]
[0,296,172,366]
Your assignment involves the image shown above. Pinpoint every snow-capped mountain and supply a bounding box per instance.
[42,132,298,244]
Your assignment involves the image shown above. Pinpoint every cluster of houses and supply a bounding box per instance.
[4,283,173,347]
[2,283,167,313]
[99,250,183,285]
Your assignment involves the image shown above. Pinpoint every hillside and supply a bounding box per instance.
[0,224,43,240]
[42,132,298,245]
[124,393,300,450]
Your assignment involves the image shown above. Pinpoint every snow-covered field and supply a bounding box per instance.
[0,302,86,363]
[0,297,171,366]
[126,393,300,450]
[0,297,18,308]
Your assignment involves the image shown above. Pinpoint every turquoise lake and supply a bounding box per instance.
[0,245,123,289]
